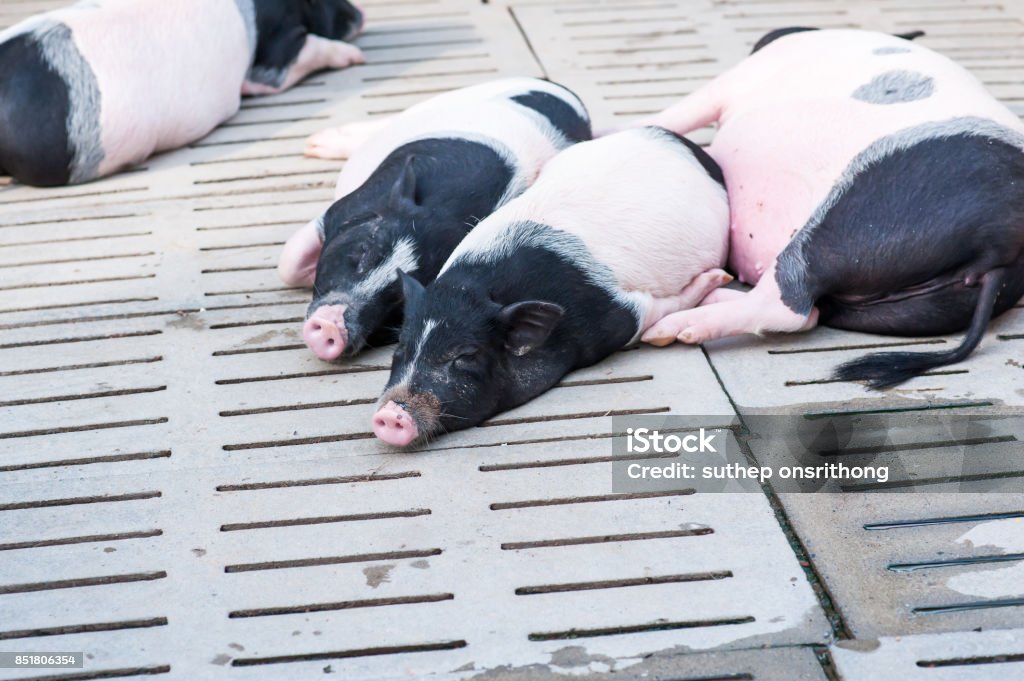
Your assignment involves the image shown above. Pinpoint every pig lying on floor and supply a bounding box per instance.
[0,0,364,186]
[280,78,592,360]
[372,127,731,446]
[640,27,1024,388]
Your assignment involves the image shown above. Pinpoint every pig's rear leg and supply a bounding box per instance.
[305,118,392,159]
[642,268,733,329]
[243,36,365,97]
[642,266,819,345]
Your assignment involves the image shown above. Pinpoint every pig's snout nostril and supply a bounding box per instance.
[302,312,347,361]
[372,401,418,446]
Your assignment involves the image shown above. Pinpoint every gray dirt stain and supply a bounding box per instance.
[363,564,394,588]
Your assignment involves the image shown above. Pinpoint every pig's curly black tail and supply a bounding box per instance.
[894,30,926,41]
[832,269,1005,390]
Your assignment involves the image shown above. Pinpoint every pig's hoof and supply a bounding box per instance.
[642,334,676,347]
[304,125,366,159]
[678,328,700,344]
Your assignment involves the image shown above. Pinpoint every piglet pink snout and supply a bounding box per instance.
[303,305,348,361]
[373,401,418,446]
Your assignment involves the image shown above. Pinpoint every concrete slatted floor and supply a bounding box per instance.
[0,0,1022,679]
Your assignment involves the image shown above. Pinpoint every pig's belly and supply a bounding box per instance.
[710,95,1024,285]
[63,0,250,174]
[709,101,862,284]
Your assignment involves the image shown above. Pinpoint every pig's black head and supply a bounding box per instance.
[371,271,566,446]
[303,0,365,42]
[303,159,426,361]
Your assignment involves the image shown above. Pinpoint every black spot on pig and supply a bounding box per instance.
[775,118,1024,387]
[0,32,71,186]
[249,0,363,87]
[852,70,934,104]
[0,23,102,186]
[511,90,592,143]
[304,0,364,42]
[751,27,818,54]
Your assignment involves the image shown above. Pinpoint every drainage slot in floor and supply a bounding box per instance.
[0,617,167,641]
[214,366,387,385]
[528,616,755,641]
[819,434,1016,457]
[0,385,167,408]
[221,508,430,532]
[0,450,171,473]
[0,329,161,351]
[502,527,713,551]
[225,548,442,573]
[890,553,1024,573]
[0,491,161,512]
[490,489,693,510]
[917,651,1024,666]
[479,451,679,472]
[0,571,167,595]
[216,471,419,492]
[0,529,163,552]
[0,418,168,441]
[516,571,733,596]
[864,510,1024,530]
[230,640,467,667]
[229,593,454,618]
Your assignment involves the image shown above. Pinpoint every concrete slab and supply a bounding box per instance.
[5,0,1024,678]
[832,628,1024,681]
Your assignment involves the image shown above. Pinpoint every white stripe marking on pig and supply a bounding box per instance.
[353,237,420,300]
[777,116,1024,310]
[395,318,438,390]
[316,237,420,311]
[32,20,104,183]
[233,0,257,62]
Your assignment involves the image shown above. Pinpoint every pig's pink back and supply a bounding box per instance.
[710,29,1024,284]
[60,0,251,174]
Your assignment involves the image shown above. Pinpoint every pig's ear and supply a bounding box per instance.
[398,269,425,313]
[389,156,419,211]
[278,217,324,287]
[499,301,564,357]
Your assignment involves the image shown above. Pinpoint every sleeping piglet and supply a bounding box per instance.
[279,77,591,360]
[640,28,1024,388]
[372,127,732,446]
[0,0,364,186]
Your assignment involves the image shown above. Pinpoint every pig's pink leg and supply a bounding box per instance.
[278,218,324,287]
[636,81,724,135]
[642,269,733,329]
[243,36,365,96]
[304,118,393,159]
[698,287,747,306]
[642,266,819,345]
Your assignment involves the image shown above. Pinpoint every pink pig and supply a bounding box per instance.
[640,28,1024,388]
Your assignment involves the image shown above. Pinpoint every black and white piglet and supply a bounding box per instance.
[279,78,591,361]
[372,127,732,446]
[0,0,364,186]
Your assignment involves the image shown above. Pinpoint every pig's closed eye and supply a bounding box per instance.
[450,345,480,369]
